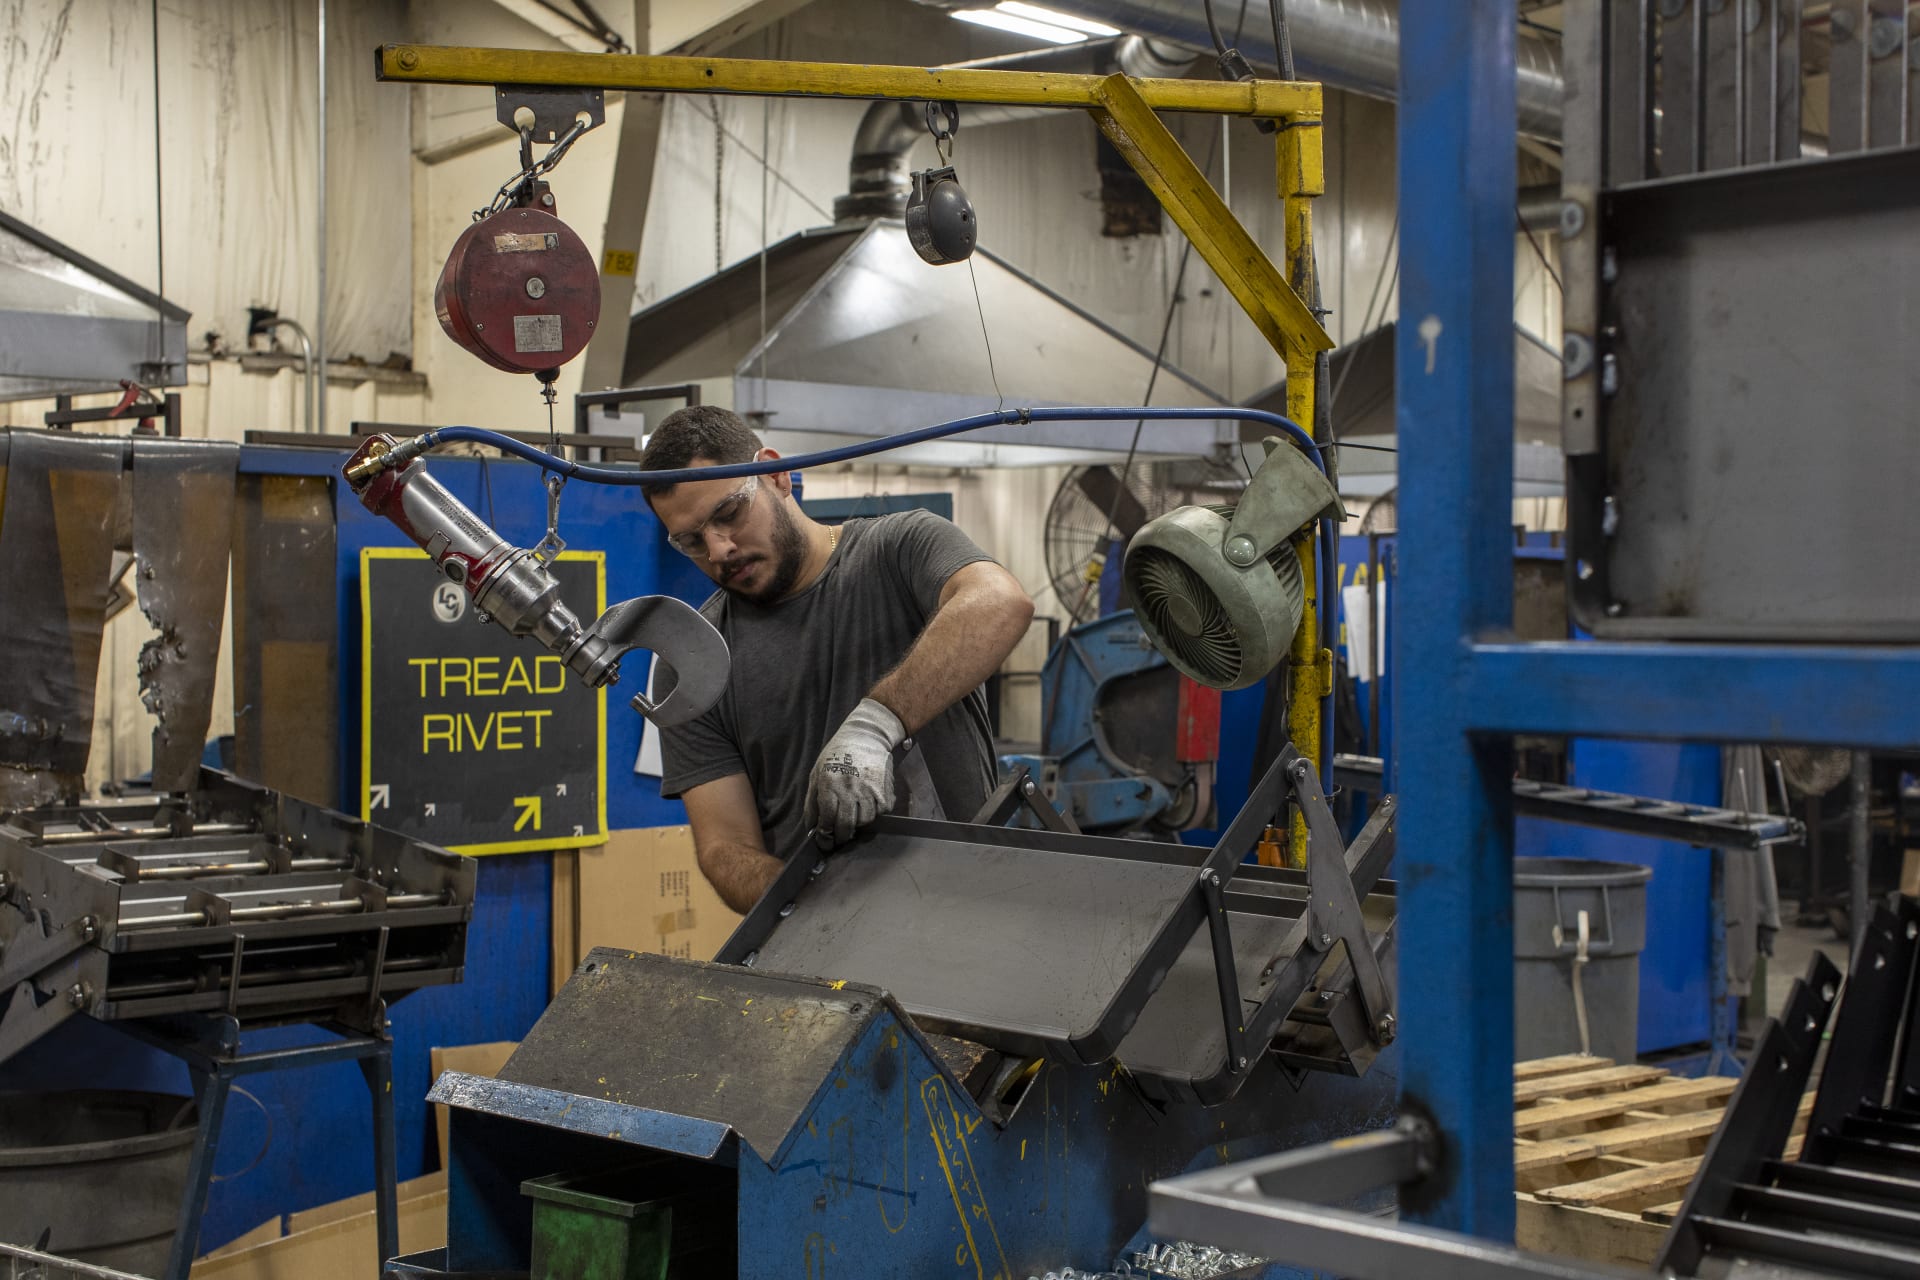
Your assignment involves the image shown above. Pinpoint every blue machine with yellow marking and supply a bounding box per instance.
[1001,612,1216,836]
[414,757,1400,1277]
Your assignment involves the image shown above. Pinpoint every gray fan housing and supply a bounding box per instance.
[1124,505,1305,691]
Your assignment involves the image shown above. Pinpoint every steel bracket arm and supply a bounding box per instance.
[375,44,1321,119]
[1287,752,1397,1046]
[1149,1115,1641,1280]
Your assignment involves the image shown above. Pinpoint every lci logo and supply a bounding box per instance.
[431,580,467,624]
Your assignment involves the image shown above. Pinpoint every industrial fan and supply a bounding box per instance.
[1123,438,1341,691]
[1041,459,1241,625]
[1776,745,1852,797]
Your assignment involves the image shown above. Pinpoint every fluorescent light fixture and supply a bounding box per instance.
[951,7,1088,44]
[995,2,1121,37]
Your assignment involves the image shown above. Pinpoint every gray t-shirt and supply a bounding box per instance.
[658,510,998,859]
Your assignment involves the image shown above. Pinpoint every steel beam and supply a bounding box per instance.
[1394,0,1518,1240]
[1463,643,1920,749]
[374,44,1322,119]
[1088,74,1331,366]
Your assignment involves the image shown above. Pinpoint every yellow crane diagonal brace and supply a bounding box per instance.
[1088,75,1331,367]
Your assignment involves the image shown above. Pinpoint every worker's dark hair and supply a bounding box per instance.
[638,405,763,498]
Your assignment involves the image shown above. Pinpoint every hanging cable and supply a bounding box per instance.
[1270,0,1297,80]
[1327,212,1399,417]
[1075,127,1223,618]
[150,0,164,309]
[758,100,771,417]
[1203,0,1229,54]
[709,99,725,271]
[1518,200,1564,293]
[967,259,1005,413]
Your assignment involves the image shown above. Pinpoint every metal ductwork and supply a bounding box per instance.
[835,35,1200,220]
[917,0,1564,141]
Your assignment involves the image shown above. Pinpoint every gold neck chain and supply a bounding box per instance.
[828,524,841,553]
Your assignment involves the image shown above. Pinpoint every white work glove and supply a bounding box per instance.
[803,698,907,849]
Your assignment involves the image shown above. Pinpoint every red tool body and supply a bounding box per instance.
[434,205,599,375]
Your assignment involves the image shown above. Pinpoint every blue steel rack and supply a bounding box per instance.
[1393,1,1920,1240]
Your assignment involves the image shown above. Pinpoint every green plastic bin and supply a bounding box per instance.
[521,1169,672,1280]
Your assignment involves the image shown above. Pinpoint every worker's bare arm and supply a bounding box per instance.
[681,772,783,914]
[869,560,1035,734]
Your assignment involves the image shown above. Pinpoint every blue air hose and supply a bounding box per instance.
[403,405,1339,792]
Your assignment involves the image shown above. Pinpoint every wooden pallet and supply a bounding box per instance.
[1512,1054,1811,1267]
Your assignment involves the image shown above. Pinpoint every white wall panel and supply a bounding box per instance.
[2,0,413,365]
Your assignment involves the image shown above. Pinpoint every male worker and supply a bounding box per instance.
[639,406,1034,913]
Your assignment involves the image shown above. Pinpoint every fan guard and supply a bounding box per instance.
[1122,504,1305,691]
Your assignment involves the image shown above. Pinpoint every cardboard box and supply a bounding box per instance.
[551,848,579,997]
[428,1041,519,1171]
[191,1172,446,1279]
[1903,849,1920,898]
[564,826,743,974]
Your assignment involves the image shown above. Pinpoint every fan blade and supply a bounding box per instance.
[1072,465,1151,541]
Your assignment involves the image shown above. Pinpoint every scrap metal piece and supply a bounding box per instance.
[495,949,893,1164]
[130,440,239,794]
[230,473,337,805]
[0,430,127,807]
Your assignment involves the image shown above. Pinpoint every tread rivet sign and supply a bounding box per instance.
[361,547,606,854]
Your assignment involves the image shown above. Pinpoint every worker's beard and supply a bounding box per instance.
[725,497,809,604]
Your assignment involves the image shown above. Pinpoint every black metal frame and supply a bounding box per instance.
[1337,753,1802,850]
[715,752,1397,1101]
[1658,897,1920,1277]
[44,390,182,437]
[117,1012,400,1280]
[1656,950,1843,1274]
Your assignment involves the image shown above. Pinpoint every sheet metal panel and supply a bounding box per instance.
[0,431,126,805]
[1578,147,1920,639]
[498,951,883,1165]
[733,818,1205,1062]
[131,440,238,793]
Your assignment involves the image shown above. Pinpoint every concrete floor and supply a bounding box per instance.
[1761,912,1850,1021]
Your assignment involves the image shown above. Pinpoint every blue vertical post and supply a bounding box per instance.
[1395,0,1520,1240]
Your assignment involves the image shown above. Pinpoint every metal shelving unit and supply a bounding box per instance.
[1394,0,1920,1240]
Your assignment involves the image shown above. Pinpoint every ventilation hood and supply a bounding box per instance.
[621,220,1236,468]
[0,210,188,402]
[1246,320,1567,499]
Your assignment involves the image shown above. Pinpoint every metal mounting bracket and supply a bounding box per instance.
[1222,436,1344,567]
[494,85,606,143]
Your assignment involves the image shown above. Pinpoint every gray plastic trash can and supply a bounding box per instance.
[1514,857,1652,1063]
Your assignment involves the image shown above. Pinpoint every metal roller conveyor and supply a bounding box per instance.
[116,891,448,932]
[117,856,353,882]
[35,822,254,844]
[106,954,444,1002]
[0,767,477,1063]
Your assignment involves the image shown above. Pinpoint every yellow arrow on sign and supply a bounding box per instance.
[513,795,542,832]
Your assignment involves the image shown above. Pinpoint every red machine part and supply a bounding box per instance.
[1175,676,1222,765]
[434,206,601,375]
[344,436,514,596]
